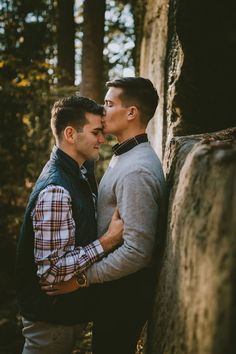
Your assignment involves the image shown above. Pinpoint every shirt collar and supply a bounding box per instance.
[112,133,149,156]
[80,165,88,180]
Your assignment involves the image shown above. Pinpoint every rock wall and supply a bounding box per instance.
[140,0,236,157]
[147,129,236,354]
[139,0,236,353]
[139,0,169,159]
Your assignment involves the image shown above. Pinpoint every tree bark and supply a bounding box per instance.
[58,0,75,86]
[80,0,105,103]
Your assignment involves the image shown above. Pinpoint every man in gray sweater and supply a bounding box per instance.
[91,77,166,354]
[43,77,166,354]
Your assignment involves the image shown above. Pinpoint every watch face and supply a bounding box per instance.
[77,273,87,287]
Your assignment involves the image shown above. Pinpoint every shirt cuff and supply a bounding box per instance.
[83,239,105,261]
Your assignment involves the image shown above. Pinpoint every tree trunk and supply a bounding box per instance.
[80,0,105,103]
[58,0,75,86]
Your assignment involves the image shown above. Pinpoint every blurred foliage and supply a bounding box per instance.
[0,2,59,352]
[0,0,58,280]
[74,0,135,86]
[104,0,135,79]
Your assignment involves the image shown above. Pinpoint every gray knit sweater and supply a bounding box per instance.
[86,142,166,284]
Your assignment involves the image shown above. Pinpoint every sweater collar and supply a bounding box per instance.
[112,133,149,156]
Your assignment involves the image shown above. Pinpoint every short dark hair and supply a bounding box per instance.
[51,95,103,140]
[106,77,159,125]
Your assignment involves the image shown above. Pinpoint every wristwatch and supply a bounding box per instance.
[76,272,87,288]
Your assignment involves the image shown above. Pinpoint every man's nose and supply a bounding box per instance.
[102,107,107,119]
[98,133,105,144]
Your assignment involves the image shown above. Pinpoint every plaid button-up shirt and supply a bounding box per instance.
[32,185,104,284]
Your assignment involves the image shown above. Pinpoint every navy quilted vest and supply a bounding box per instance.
[16,146,98,324]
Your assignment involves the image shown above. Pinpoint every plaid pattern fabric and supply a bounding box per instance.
[32,185,104,283]
[112,133,148,156]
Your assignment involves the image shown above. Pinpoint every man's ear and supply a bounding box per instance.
[63,126,76,143]
[127,106,138,121]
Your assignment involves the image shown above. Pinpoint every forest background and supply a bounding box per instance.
[1,1,236,353]
[0,1,138,353]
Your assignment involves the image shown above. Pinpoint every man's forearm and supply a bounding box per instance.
[99,232,121,252]
[37,239,104,283]
[85,231,155,284]
[37,221,123,283]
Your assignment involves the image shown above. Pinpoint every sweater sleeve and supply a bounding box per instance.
[85,170,161,284]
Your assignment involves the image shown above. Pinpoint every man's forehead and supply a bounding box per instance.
[84,124,103,132]
[84,112,102,126]
[85,112,102,120]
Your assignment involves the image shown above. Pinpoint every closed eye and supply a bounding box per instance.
[92,129,103,136]
[104,100,113,107]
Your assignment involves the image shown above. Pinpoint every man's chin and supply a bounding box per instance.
[94,153,100,161]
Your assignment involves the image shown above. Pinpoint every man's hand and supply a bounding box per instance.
[40,277,79,296]
[40,208,123,295]
[99,208,124,252]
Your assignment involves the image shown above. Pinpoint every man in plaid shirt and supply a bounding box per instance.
[16,96,123,354]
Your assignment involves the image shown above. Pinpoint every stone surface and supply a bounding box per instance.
[139,2,236,351]
[140,0,236,158]
[175,0,236,134]
[146,128,236,354]
[139,0,170,159]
